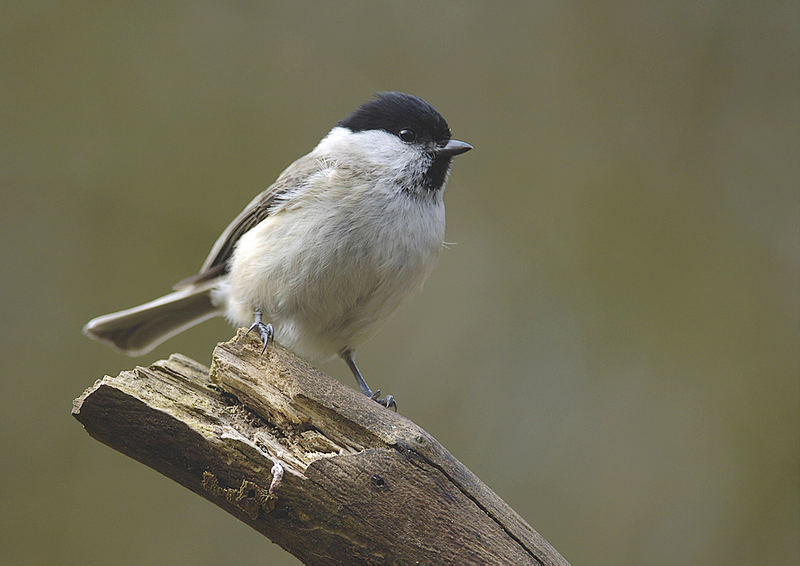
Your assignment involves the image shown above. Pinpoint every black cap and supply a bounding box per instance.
[338,92,452,144]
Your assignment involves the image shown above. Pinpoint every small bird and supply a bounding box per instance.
[83,92,472,409]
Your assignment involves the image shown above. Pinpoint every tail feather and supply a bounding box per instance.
[83,283,222,356]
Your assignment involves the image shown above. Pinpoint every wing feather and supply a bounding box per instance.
[173,154,319,290]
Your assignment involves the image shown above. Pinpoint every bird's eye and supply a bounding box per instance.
[399,129,416,142]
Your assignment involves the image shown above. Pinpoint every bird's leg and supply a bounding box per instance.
[341,349,397,411]
[247,309,274,355]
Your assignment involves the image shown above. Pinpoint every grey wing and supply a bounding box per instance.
[173,156,317,289]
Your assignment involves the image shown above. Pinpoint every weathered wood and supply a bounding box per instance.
[73,329,569,565]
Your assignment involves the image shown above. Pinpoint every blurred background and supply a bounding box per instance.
[2,2,798,565]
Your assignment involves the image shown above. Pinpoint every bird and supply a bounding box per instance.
[83,91,472,410]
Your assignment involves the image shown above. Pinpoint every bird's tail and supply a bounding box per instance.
[83,282,222,356]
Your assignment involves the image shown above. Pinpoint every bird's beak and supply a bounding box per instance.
[437,139,473,157]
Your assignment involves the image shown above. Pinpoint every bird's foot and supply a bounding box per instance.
[247,320,274,355]
[342,350,397,411]
[369,390,397,411]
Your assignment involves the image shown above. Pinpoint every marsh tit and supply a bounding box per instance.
[83,92,472,409]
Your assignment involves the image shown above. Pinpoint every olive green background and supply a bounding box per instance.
[2,2,798,565]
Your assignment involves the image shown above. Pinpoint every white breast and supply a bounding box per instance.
[221,150,446,363]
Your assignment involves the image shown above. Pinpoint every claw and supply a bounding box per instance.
[370,390,397,411]
[247,320,274,355]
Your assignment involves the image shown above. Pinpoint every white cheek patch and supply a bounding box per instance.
[314,127,428,187]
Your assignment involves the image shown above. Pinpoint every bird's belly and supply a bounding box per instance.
[223,202,444,362]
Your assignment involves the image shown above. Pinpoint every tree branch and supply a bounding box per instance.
[73,329,569,565]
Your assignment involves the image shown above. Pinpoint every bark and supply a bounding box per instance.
[73,329,569,565]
